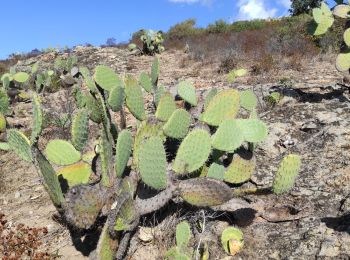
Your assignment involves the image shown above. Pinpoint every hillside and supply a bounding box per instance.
[0,43,349,259]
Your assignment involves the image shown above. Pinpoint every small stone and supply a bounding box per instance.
[138,227,154,243]
[14,192,21,199]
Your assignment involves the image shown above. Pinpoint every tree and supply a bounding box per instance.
[105,37,117,47]
[289,0,322,16]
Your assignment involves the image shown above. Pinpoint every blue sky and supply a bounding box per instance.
[0,0,336,59]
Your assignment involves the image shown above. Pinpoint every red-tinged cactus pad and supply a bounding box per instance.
[57,161,92,187]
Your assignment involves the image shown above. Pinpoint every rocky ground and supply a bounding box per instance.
[1,47,350,259]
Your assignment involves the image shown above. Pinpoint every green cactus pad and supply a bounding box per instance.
[312,3,334,35]
[272,154,301,195]
[176,221,191,248]
[212,119,244,152]
[154,85,166,107]
[139,72,152,93]
[207,163,225,181]
[0,89,9,114]
[108,85,125,112]
[221,227,244,255]
[179,178,233,206]
[96,221,118,260]
[177,81,197,106]
[173,129,211,174]
[139,136,167,190]
[133,119,165,168]
[30,93,43,142]
[125,76,146,120]
[333,4,350,18]
[13,72,30,83]
[8,130,32,162]
[204,89,217,110]
[155,92,176,121]
[115,130,133,177]
[224,151,256,184]
[114,196,137,231]
[79,66,90,79]
[45,140,81,166]
[57,161,92,187]
[94,65,122,91]
[86,94,102,123]
[99,129,113,187]
[240,90,257,111]
[237,119,268,143]
[32,147,65,207]
[201,89,240,126]
[163,109,191,139]
[0,113,6,132]
[344,28,350,47]
[336,53,350,72]
[71,109,89,152]
[0,142,10,150]
[151,57,159,87]
[82,151,96,163]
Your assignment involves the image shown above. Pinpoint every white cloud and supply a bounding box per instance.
[168,0,213,5]
[237,0,277,20]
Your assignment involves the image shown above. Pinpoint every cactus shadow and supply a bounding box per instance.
[69,227,101,256]
[321,213,350,234]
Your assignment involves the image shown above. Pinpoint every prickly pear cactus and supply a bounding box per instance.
[2,57,301,259]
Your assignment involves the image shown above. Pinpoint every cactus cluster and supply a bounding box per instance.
[129,29,165,55]
[312,2,350,72]
[0,57,301,259]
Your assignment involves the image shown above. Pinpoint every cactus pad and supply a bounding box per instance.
[95,221,118,260]
[115,130,133,177]
[31,93,43,142]
[0,113,6,132]
[212,119,244,152]
[155,92,176,121]
[177,81,197,106]
[333,4,350,18]
[163,109,191,139]
[173,129,211,174]
[154,85,165,107]
[139,72,152,92]
[178,178,233,206]
[108,85,125,112]
[0,89,9,114]
[240,90,257,111]
[125,76,146,120]
[71,109,89,152]
[344,28,350,47]
[207,163,225,181]
[133,119,165,167]
[201,89,240,126]
[139,136,167,190]
[32,147,65,207]
[221,227,244,255]
[204,89,217,110]
[176,221,191,248]
[151,57,159,87]
[94,65,122,91]
[13,72,30,83]
[45,140,81,166]
[57,161,92,187]
[8,130,32,162]
[272,154,301,195]
[86,94,102,123]
[224,150,256,184]
[312,2,334,35]
[237,119,268,143]
[336,53,350,72]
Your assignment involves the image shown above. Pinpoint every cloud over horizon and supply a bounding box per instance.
[237,0,277,20]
